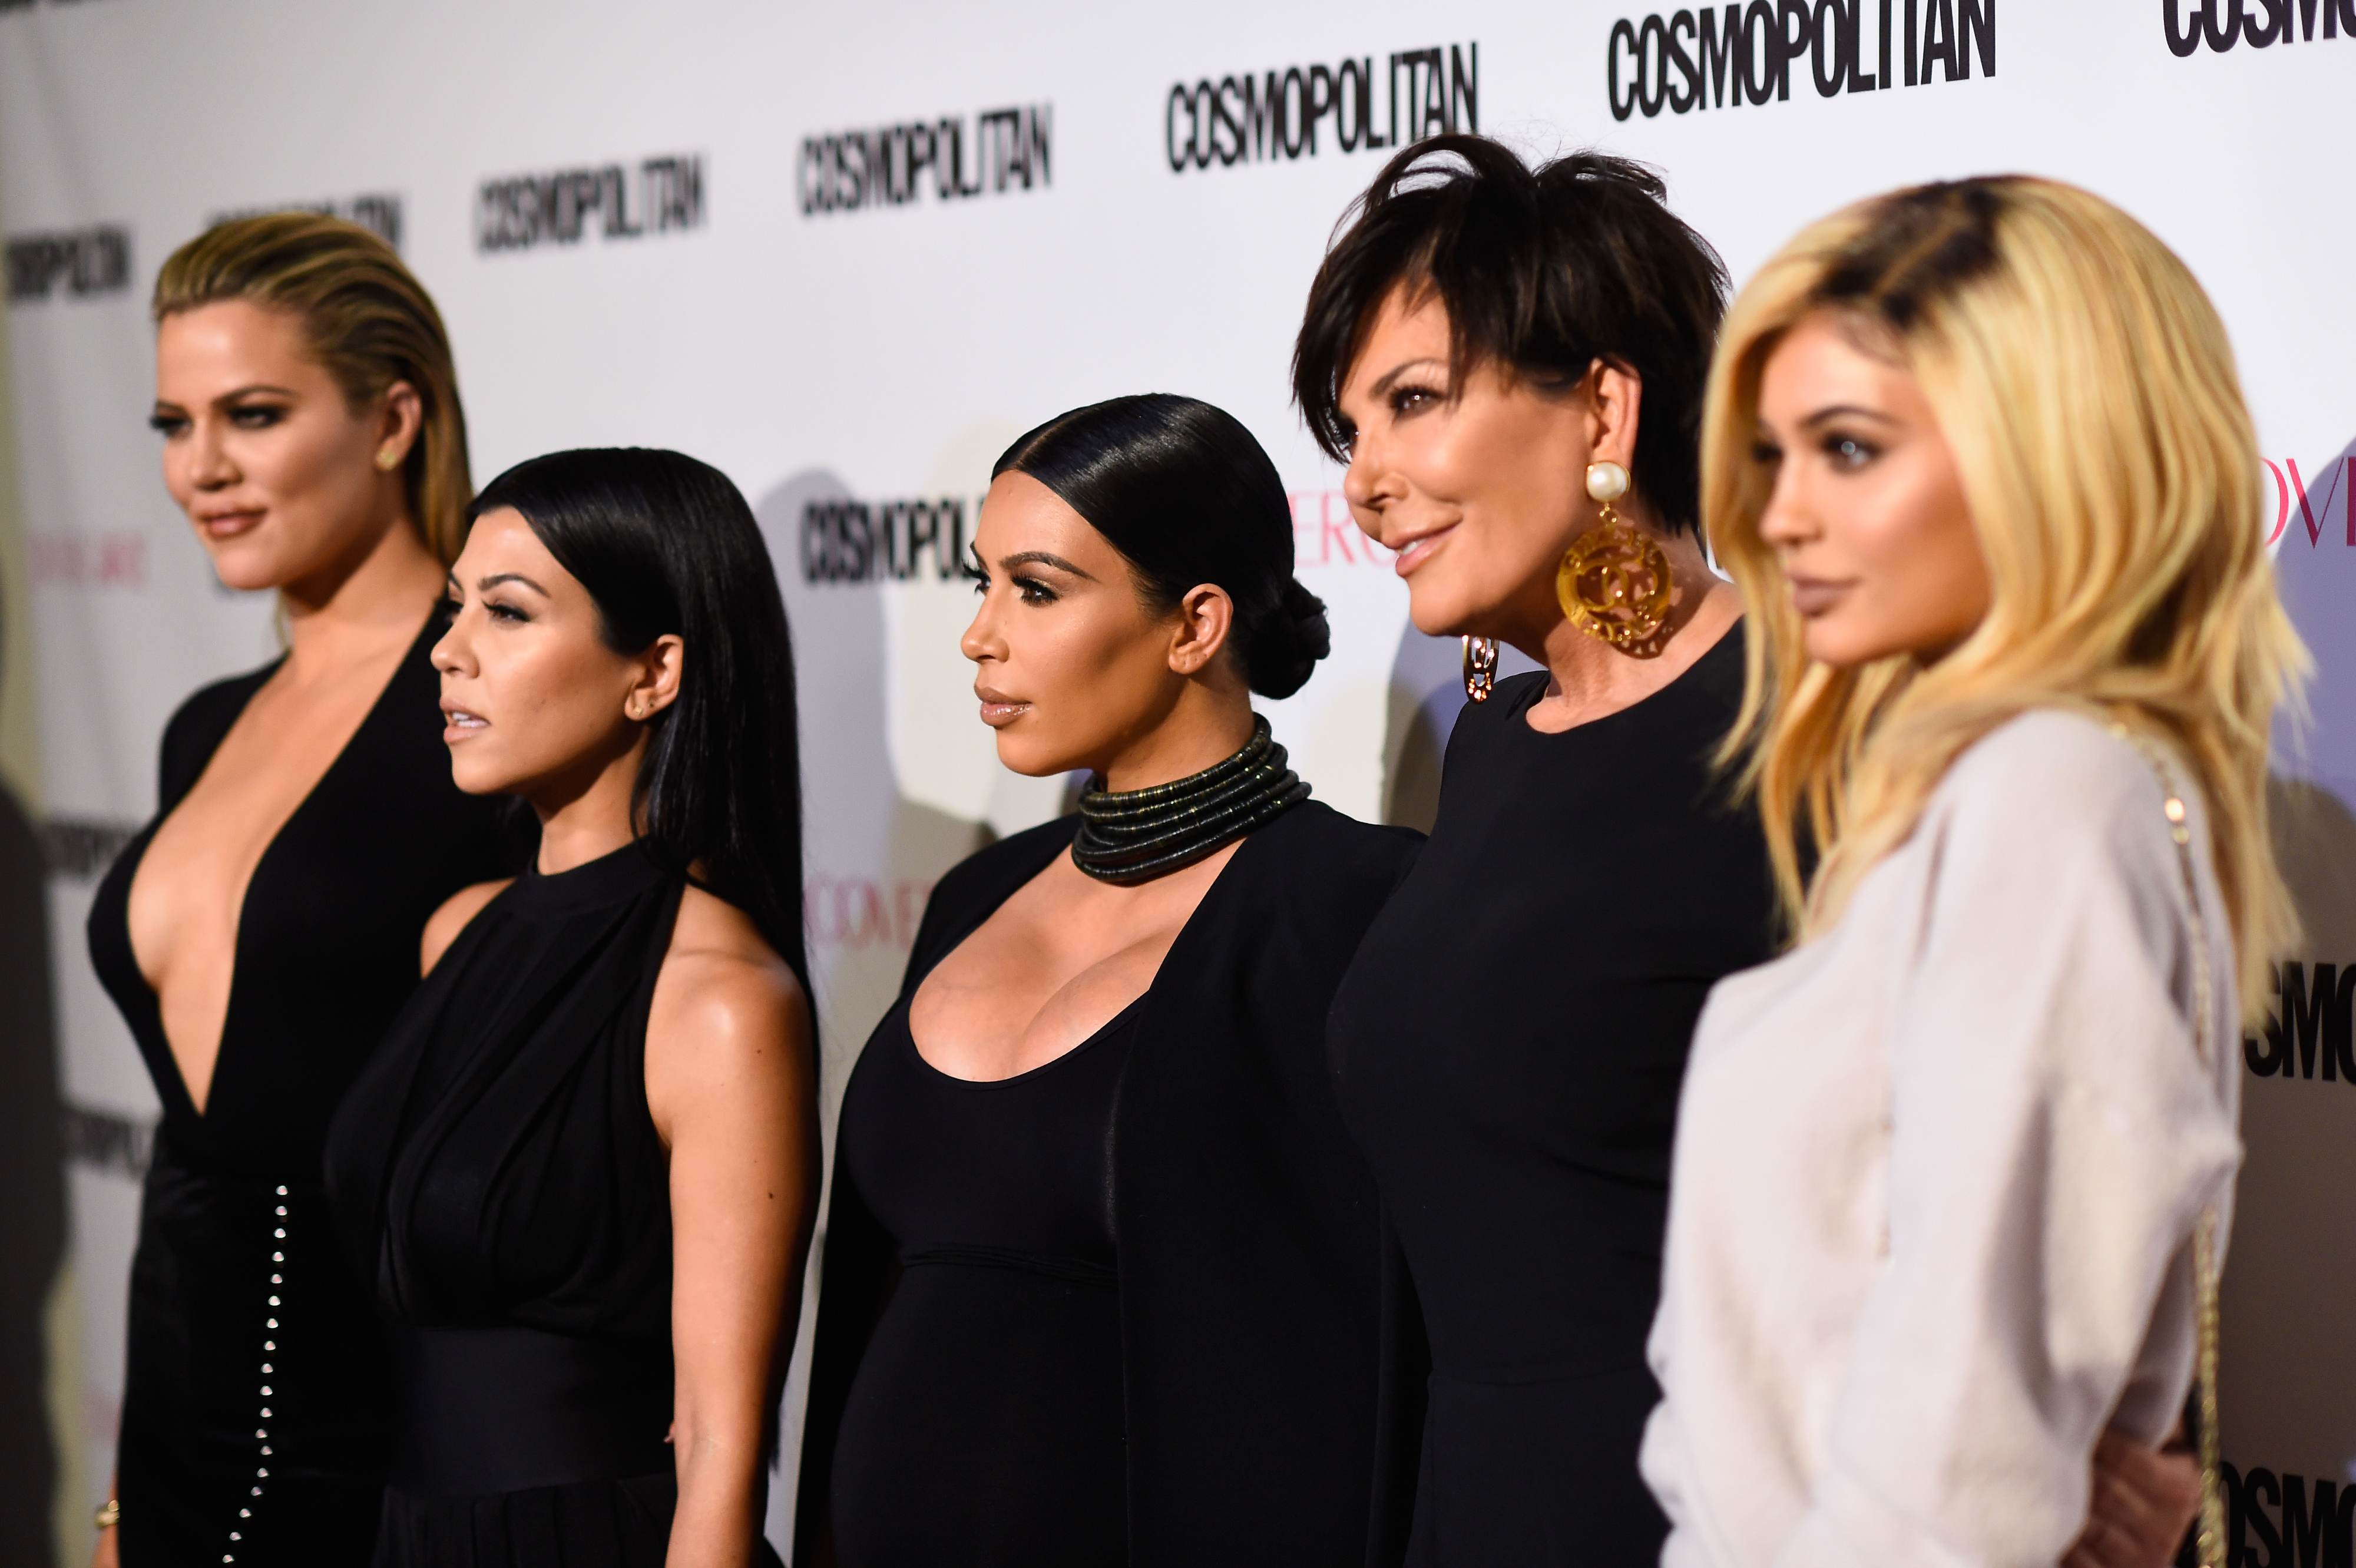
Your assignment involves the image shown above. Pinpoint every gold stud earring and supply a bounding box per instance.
[1556,459,1672,650]
[375,445,401,471]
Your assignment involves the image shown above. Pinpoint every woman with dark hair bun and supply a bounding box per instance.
[795,393,1423,1568]
[323,448,819,1568]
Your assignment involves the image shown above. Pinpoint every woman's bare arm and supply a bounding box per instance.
[646,888,819,1568]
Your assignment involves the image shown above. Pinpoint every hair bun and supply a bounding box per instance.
[1246,578,1331,699]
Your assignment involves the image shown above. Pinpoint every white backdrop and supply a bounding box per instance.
[4,1,2351,1560]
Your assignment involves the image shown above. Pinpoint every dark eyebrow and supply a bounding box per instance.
[213,383,300,405]
[475,571,551,596]
[998,550,1097,581]
[1366,356,1447,402]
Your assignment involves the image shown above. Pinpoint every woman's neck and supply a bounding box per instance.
[1513,523,1742,735]
[279,514,445,676]
[1096,684,1258,793]
[531,733,653,874]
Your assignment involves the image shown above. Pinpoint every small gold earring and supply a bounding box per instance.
[1461,636,1498,703]
[375,445,401,471]
[1557,460,1672,650]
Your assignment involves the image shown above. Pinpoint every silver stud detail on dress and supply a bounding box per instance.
[231,1186,290,1561]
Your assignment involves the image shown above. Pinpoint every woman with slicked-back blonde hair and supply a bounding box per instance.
[85,213,511,1568]
[1641,177,2301,1568]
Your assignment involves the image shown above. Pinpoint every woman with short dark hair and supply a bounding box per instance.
[324,448,819,1568]
[1303,138,2212,1568]
[1299,133,1766,1568]
[795,394,1423,1568]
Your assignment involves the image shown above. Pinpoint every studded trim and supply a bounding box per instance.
[221,1183,289,1565]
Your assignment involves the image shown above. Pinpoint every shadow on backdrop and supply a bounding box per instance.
[753,469,989,1100]
[1381,623,1541,833]
[0,764,63,1567]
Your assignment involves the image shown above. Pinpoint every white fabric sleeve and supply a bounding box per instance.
[1768,723,2239,1568]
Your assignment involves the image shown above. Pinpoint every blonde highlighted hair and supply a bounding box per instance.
[153,212,472,565]
[1707,176,2302,1011]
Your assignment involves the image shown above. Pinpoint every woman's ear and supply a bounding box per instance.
[626,634,685,722]
[376,379,425,470]
[1586,362,1645,474]
[1166,584,1236,677]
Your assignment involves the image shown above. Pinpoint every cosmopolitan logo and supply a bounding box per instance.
[1166,44,1477,174]
[5,225,131,303]
[799,105,1051,217]
[2222,1463,2352,1568]
[1605,0,1990,120]
[475,154,705,255]
[2245,960,2356,1083]
[2167,0,2354,53]
[29,531,147,591]
[2264,456,2354,546]
[806,875,934,951]
[211,193,403,251]
[801,497,969,584]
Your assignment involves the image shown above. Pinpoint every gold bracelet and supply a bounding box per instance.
[94,1498,118,1531]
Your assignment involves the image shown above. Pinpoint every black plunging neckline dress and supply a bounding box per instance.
[85,611,512,1568]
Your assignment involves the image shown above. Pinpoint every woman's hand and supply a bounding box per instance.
[2064,1426,2202,1568]
[646,888,819,1568]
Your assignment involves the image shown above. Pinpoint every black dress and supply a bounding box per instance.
[1325,632,1778,1568]
[85,611,512,1568]
[826,995,1137,1564]
[799,802,1426,1568]
[323,843,783,1568]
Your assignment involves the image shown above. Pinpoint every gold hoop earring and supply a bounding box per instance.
[1556,460,1671,650]
[1461,636,1498,703]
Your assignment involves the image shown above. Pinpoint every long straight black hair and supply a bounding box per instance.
[468,448,809,995]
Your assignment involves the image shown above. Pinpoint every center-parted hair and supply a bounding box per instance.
[992,394,1331,700]
[1292,135,1728,534]
[1705,177,2304,1007]
[468,449,809,993]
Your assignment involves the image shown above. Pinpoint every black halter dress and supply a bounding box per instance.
[325,843,783,1568]
[85,611,512,1568]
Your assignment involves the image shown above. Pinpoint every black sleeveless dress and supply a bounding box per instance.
[1325,633,1778,1567]
[85,611,512,1568]
[826,985,1138,1565]
[324,842,784,1568]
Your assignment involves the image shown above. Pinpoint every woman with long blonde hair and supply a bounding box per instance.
[87,213,510,1567]
[1640,177,2301,1567]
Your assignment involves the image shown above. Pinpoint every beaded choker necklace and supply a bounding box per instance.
[1071,716,1309,885]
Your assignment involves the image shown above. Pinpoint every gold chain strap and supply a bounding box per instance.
[2116,723,2225,1568]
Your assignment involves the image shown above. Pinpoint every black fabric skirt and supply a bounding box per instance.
[117,1140,388,1568]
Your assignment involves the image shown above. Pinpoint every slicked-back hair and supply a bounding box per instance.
[468,448,809,997]
[1292,135,1728,536]
[994,393,1331,700]
[155,213,473,564]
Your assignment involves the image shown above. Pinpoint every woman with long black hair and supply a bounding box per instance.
[325,448,818,1568]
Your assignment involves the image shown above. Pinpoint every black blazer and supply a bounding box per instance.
[796,801,1427,1567]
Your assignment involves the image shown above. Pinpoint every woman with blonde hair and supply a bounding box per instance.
[87,213,509,1567]
[1641,176,2301,1567]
